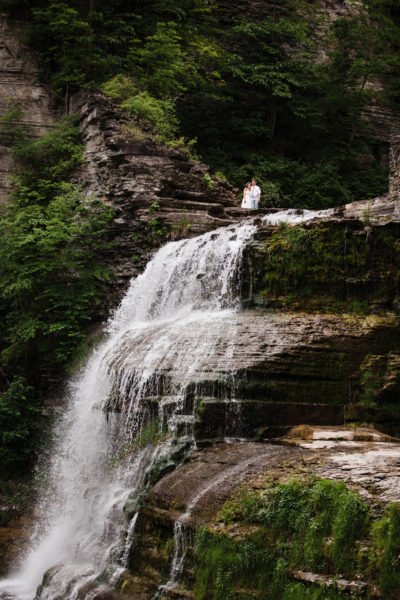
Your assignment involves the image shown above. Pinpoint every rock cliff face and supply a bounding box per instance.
[71,91,244,297]
[0,15,54,205]
[116,178,400,597]
[390,134,400,196]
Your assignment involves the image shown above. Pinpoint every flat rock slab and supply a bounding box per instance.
[146,442,301,525]
[319,443,400,502]
[146,431,400,530]
[284,426,400,502]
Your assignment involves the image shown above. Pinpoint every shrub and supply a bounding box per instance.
[0,115,113,475]
[102,76,179,141]
[195,478,374,598]
[0,378,44,477]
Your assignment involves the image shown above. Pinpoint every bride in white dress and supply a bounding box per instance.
[241,182,252,208]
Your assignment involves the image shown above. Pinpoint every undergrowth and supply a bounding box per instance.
[193,478,400,599]
[261,222,399,310]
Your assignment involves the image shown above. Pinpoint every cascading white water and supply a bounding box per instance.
[0,220,255,600]
[263,207,335,226]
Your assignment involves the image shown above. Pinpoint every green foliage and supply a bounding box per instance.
[122,92,178,140]
[203,173,215,190]
[22,1,137,96]
[330,490,370,572]
[5,0,396,208]
[0,184,112,377]
[132,22,190,99]
[170,217,193,240]
[372,503,400,597]
[0,378,43,477]
[195,478,400,599]
[260,222,399,310]
[227,10,315,100]
[144,202,169,242]
[100,74,138,102]
[11,117,83,204]
[264,225,327,294]
[0,105,26,146]
[354,355,385,407]
[195,478,371,598]
[0,117,113,475]
[281,584,360,600]
[102,75,178,140]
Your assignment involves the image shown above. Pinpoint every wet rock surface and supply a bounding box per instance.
[109,309,400,439]
[130,429,400,597]
[0,480,33,576]
[130,442,301,593]
[146,442,299,525]
[142,429,400,522]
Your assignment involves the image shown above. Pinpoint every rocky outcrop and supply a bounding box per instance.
[0,480,33,577]
[70,91,244,296]
[124,428,400,598]
[390,134,400,197]
[247,213,400,314]
[109,310,400,441]
[0,14,54,205]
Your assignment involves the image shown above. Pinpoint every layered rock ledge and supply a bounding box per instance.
[119,427,400,598]
[70,91,245,298]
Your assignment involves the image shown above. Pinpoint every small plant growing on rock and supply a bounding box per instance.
[361,201,372,226]
[203,173,215,191]
[148,201,161,214]
[171,217,192,240]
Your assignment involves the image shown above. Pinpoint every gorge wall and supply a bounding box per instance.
[70,91,244,298]
[0,14,54,205]
[119,197,400,599]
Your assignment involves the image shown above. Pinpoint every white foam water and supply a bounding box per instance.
[0,221,255,600]
[263,207,335,226]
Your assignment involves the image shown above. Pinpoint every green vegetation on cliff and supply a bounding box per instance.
[253,221,400,312]
[194,478,400,599]
[0,115,113,477]
[5,0,400,207]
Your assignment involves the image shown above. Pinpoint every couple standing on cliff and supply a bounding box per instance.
[241,179,261,210]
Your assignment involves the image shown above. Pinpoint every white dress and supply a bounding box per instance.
[241,190,251,208]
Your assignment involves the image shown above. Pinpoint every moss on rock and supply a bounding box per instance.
[248,221,400,313]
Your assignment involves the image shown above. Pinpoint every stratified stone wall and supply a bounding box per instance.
[71,90,242,295]
[0,15,54,204]
[390,135,400,199]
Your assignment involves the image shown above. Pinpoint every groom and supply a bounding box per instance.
[250,179,261,209]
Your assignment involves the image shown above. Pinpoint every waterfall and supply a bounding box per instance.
[0,220,255,600]
[0,206,337,600]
